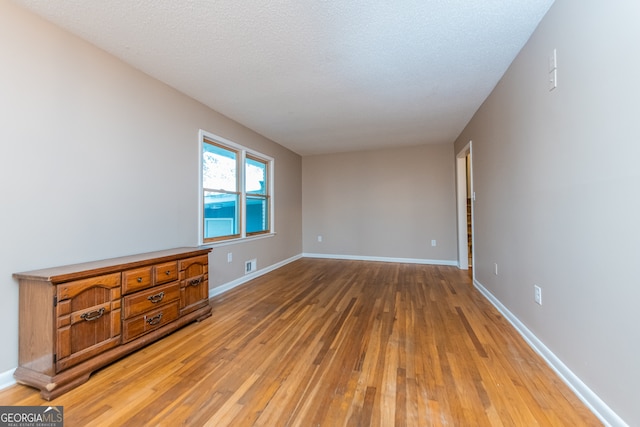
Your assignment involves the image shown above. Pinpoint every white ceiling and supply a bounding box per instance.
[13,0,554,155]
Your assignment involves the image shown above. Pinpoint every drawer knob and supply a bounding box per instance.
[165,270,171,275]
[137,277,143,283]
[147,292,165,304]
[80,308,105,322]
[145,313,163,326]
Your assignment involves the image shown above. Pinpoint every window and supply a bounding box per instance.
[200,131,273,244]
[245,155,270,234]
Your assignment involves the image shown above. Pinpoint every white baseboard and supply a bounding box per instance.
[209,253,303,298]
[209,253,456,300]
[473,279,627,427]
[0,368,15,391]
[302,253,458,266]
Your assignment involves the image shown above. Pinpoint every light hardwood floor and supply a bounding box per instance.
[0,259,601,426]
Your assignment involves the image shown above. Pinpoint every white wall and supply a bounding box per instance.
[455,0,640,424]
[0,1,301,375]
[302,144,457,263]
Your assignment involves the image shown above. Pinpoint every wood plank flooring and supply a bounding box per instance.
[0,259,601,426]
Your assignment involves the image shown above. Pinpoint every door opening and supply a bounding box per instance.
[456,142,473,270]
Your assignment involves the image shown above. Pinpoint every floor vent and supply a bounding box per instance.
[245,259,257,274]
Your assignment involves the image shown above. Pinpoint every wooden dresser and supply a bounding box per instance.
[13,247,212,400]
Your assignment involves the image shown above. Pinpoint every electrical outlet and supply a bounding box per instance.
[534,285,542,305]
[317,235,323,242]
[431,240,437,247]
[494,263,498,276]
[227,252,233,263]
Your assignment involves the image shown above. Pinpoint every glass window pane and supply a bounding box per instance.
[246,196,268,233]
[204,191,239,238]
[245,157,267,195]
[203,142,237,192]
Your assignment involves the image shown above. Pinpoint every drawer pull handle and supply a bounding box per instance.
[146,313,163,326]
[147,292,165,304]
[137,277,143,283]
[81,308,105,322]
[188,278,202,287]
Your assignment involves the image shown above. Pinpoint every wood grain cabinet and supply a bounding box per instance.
[13,247,212,400]
[179,255,209,316]
[55,273,122,373]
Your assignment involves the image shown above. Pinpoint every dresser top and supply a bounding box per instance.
[14,247,211,283]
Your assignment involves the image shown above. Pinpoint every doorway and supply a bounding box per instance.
[456,142,473,270]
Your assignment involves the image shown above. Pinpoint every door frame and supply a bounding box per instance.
[456,141,473,270]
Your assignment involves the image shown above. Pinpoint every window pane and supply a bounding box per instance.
[246,196,268,233]
[203,142,237,192]
[204,191,239,239]
[245,157,267,195]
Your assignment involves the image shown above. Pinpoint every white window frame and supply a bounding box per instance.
[198,129,274,246]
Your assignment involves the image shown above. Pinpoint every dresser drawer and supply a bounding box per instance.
[155,261,178,285]
[122,282,180,319]
[122,266,153,294]
[122,301,179,342]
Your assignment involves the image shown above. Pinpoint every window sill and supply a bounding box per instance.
[200,232,276,248]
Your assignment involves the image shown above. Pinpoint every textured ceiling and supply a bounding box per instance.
[12,0,554,155]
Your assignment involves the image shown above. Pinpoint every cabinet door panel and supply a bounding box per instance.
[179,255,208,278]
[57,273,120,300]
[180,283,209,315]
[179,255,210,315]
[55,275,121,372]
